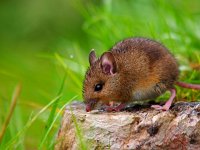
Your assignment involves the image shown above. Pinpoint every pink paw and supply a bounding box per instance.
[105,106,121,112]
[104,103,126,112]
[151,105,169,111]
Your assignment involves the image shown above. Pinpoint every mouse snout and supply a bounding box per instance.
[85,99,98,112]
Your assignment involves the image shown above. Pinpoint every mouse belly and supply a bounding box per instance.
[132,90,159,101]
[131,82,168,101]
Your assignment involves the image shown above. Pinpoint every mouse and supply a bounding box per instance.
[82,37,200,112]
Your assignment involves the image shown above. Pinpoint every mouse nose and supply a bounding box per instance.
[86,105,91,112]
[85,99,98,112]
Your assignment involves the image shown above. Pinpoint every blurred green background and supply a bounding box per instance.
[0,0,200,149]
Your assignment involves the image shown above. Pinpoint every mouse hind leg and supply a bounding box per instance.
[151,88,176,111]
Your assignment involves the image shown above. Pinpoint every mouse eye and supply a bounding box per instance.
[94,83,103,92]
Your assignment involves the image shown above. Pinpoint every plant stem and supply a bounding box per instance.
[0,84,22,142]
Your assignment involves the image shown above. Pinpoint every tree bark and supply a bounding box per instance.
[55,101,200,150]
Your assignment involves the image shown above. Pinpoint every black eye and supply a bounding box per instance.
[94,84,103,91]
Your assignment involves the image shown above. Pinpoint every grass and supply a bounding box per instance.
[0,0,200,149]
[0,84,21,142]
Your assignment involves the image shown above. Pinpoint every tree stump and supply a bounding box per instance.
[55,101,200,150]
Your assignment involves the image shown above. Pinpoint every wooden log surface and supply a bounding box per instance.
[55,101,200,150]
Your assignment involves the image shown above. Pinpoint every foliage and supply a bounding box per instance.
[0,0,200,149]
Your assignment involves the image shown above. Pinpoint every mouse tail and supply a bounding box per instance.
[175,81,200,90]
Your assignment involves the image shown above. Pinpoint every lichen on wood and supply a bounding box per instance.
[55,101,200,150]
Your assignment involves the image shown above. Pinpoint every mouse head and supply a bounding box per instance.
[83,50,121,112]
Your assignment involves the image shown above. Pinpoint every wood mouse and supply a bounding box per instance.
[83,37,200,112]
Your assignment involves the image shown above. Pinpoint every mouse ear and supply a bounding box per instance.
[89,50,97,66]
[100,52,117,75]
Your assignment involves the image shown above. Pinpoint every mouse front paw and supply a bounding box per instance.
[103,103,126,112]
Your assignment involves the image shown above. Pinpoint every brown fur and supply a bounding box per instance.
[83,37,179,108]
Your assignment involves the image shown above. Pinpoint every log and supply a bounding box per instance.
[55,101,200,150]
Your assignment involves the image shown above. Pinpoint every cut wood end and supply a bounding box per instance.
[55,101,200,150]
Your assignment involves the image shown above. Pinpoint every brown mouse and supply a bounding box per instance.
[83,37,200,112]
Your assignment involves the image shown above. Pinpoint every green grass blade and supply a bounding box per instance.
[39,95,78,149]
[5,94,62,149]
[39,75,66,149]
[71,108,88,150]
[55,53,82,88]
